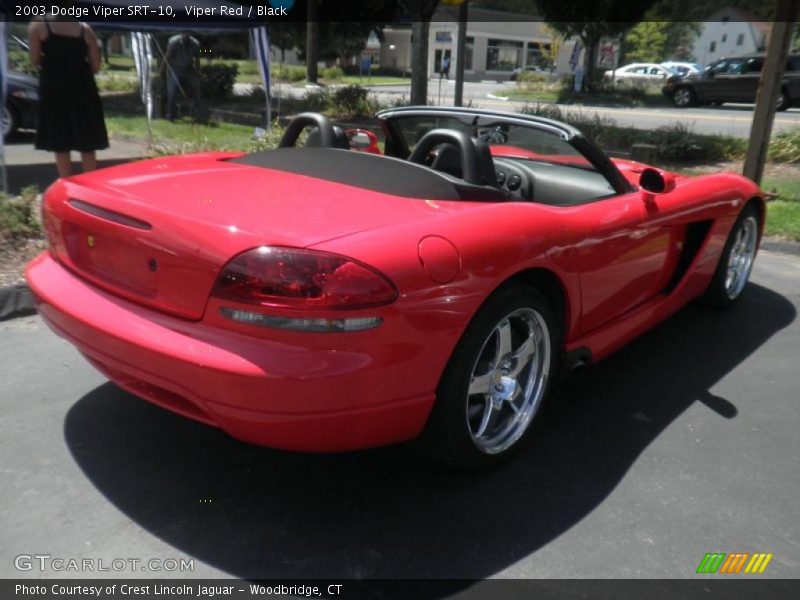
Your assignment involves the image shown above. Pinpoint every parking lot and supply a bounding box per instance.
[1,249,798,581]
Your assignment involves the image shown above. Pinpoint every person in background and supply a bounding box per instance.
[441,55,451,80]
[164,32,201,121]
[28,17,109,179]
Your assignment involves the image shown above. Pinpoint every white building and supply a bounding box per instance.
[380,7,579,80]
[692,8,771,66]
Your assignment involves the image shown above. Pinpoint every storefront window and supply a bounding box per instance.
[464,36,474,71]
[486,39,523,71]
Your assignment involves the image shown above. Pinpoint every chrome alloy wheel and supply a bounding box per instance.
[466,307,551,454]
[725,215,758,300]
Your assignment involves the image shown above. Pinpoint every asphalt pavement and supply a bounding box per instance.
[1,249,798,581]
[256,79,800,138]
[2,132,148,194]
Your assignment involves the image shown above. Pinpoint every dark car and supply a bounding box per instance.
[662,54,800,111]
[4,72,39,135]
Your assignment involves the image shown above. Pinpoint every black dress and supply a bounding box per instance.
[35,21,109,153]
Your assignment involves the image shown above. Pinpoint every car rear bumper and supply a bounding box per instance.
[26,252,436,452]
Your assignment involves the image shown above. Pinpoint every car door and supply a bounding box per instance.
[713,58,746,102]
[558,190,679,334]
[734,57,764,102]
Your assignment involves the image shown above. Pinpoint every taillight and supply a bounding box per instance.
[212,246,398,310]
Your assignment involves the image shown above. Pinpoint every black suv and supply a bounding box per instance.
[662,54,800,111]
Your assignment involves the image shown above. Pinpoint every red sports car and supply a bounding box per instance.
[26,107,764,469]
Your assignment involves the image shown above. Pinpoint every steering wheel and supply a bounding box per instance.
[408,129,493,187]
[279,113,337,148]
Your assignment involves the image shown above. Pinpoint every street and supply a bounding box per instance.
[1,249,798,580]
[258,79,800,138]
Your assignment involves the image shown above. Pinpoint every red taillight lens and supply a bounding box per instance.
[212,247,398,310]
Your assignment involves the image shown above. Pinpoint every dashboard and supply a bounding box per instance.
[492,157,617,206]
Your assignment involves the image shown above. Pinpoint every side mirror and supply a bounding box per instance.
[346,128,380,154]
[348,131,372,149]
[640,167,676,195]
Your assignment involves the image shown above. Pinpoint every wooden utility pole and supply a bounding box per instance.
[743,0,799,184]
[306,0,319,84]
[453,1,469,106]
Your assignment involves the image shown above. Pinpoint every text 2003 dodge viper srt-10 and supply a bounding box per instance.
[26,107,764,469]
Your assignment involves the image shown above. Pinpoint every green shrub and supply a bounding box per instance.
[329,85,377,118]
[516,71,549,85]
[302,88,333,112]
[521,103,745,163]
[272,64,306,83]
[8,49,39,76]
[321,66,345,80]
[249,125,287,152]
[0,186,40,239]
[199,63,238,99]
[769,128,800,163]
[96,73,139,93]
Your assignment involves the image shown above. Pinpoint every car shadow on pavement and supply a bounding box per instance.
[63,283,795,582]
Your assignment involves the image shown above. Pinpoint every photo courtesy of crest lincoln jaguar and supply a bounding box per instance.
[26,107,765,469]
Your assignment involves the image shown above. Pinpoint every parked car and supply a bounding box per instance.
[604,63,674,84]
[4,72,39,135]
[510,65,552,81]
[660,61,704,78]
[663,53,800,110]
[27,106,765,469]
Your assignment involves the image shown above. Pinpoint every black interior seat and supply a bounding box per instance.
[305,125,350,150]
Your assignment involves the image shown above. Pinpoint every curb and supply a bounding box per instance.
[486,93,509,101]
[762,239,800,256]
[0,282,36,322]
[0,239,796,323]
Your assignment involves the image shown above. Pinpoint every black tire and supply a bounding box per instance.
[672,86,697,108]
[776,89,791,112]
[701,204,761,309]
[3,104,18,137]
[414,283,560,470]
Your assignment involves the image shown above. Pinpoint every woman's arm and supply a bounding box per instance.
[27,21,43,67]
[84,25,102,74]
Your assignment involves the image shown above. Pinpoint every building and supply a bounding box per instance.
[692,8,771,66]
[380,7,578,80]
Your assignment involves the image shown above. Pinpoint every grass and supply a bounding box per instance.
[105,113,262,153]
[765,201,800,240]
[339,76,409,86]
[506,80,669,107]
[522,103,746,162]
[761,176,800,241]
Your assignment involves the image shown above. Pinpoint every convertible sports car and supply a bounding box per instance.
[26,107,764,469]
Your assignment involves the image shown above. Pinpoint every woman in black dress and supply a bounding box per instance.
[28,17,109,178]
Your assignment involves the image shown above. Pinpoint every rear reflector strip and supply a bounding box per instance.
[68,199,152,230]
[220,307,382,333]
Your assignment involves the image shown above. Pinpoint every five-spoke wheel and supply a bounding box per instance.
[702,203,761,308]
[415,284,559,470]
[467,308,550,454]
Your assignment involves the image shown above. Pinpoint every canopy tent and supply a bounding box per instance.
[0,1,272,191]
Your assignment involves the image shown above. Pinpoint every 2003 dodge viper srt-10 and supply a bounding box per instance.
[26,107,764,469]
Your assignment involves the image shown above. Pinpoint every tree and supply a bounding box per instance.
[400,0,441,105]
[535,0,658,89]
[624,22,668,63]
[273,1,397,77]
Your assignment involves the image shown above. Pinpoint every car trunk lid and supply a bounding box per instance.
[42,152,468,320]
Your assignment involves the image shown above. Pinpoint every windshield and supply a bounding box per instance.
[391,115,595,171]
